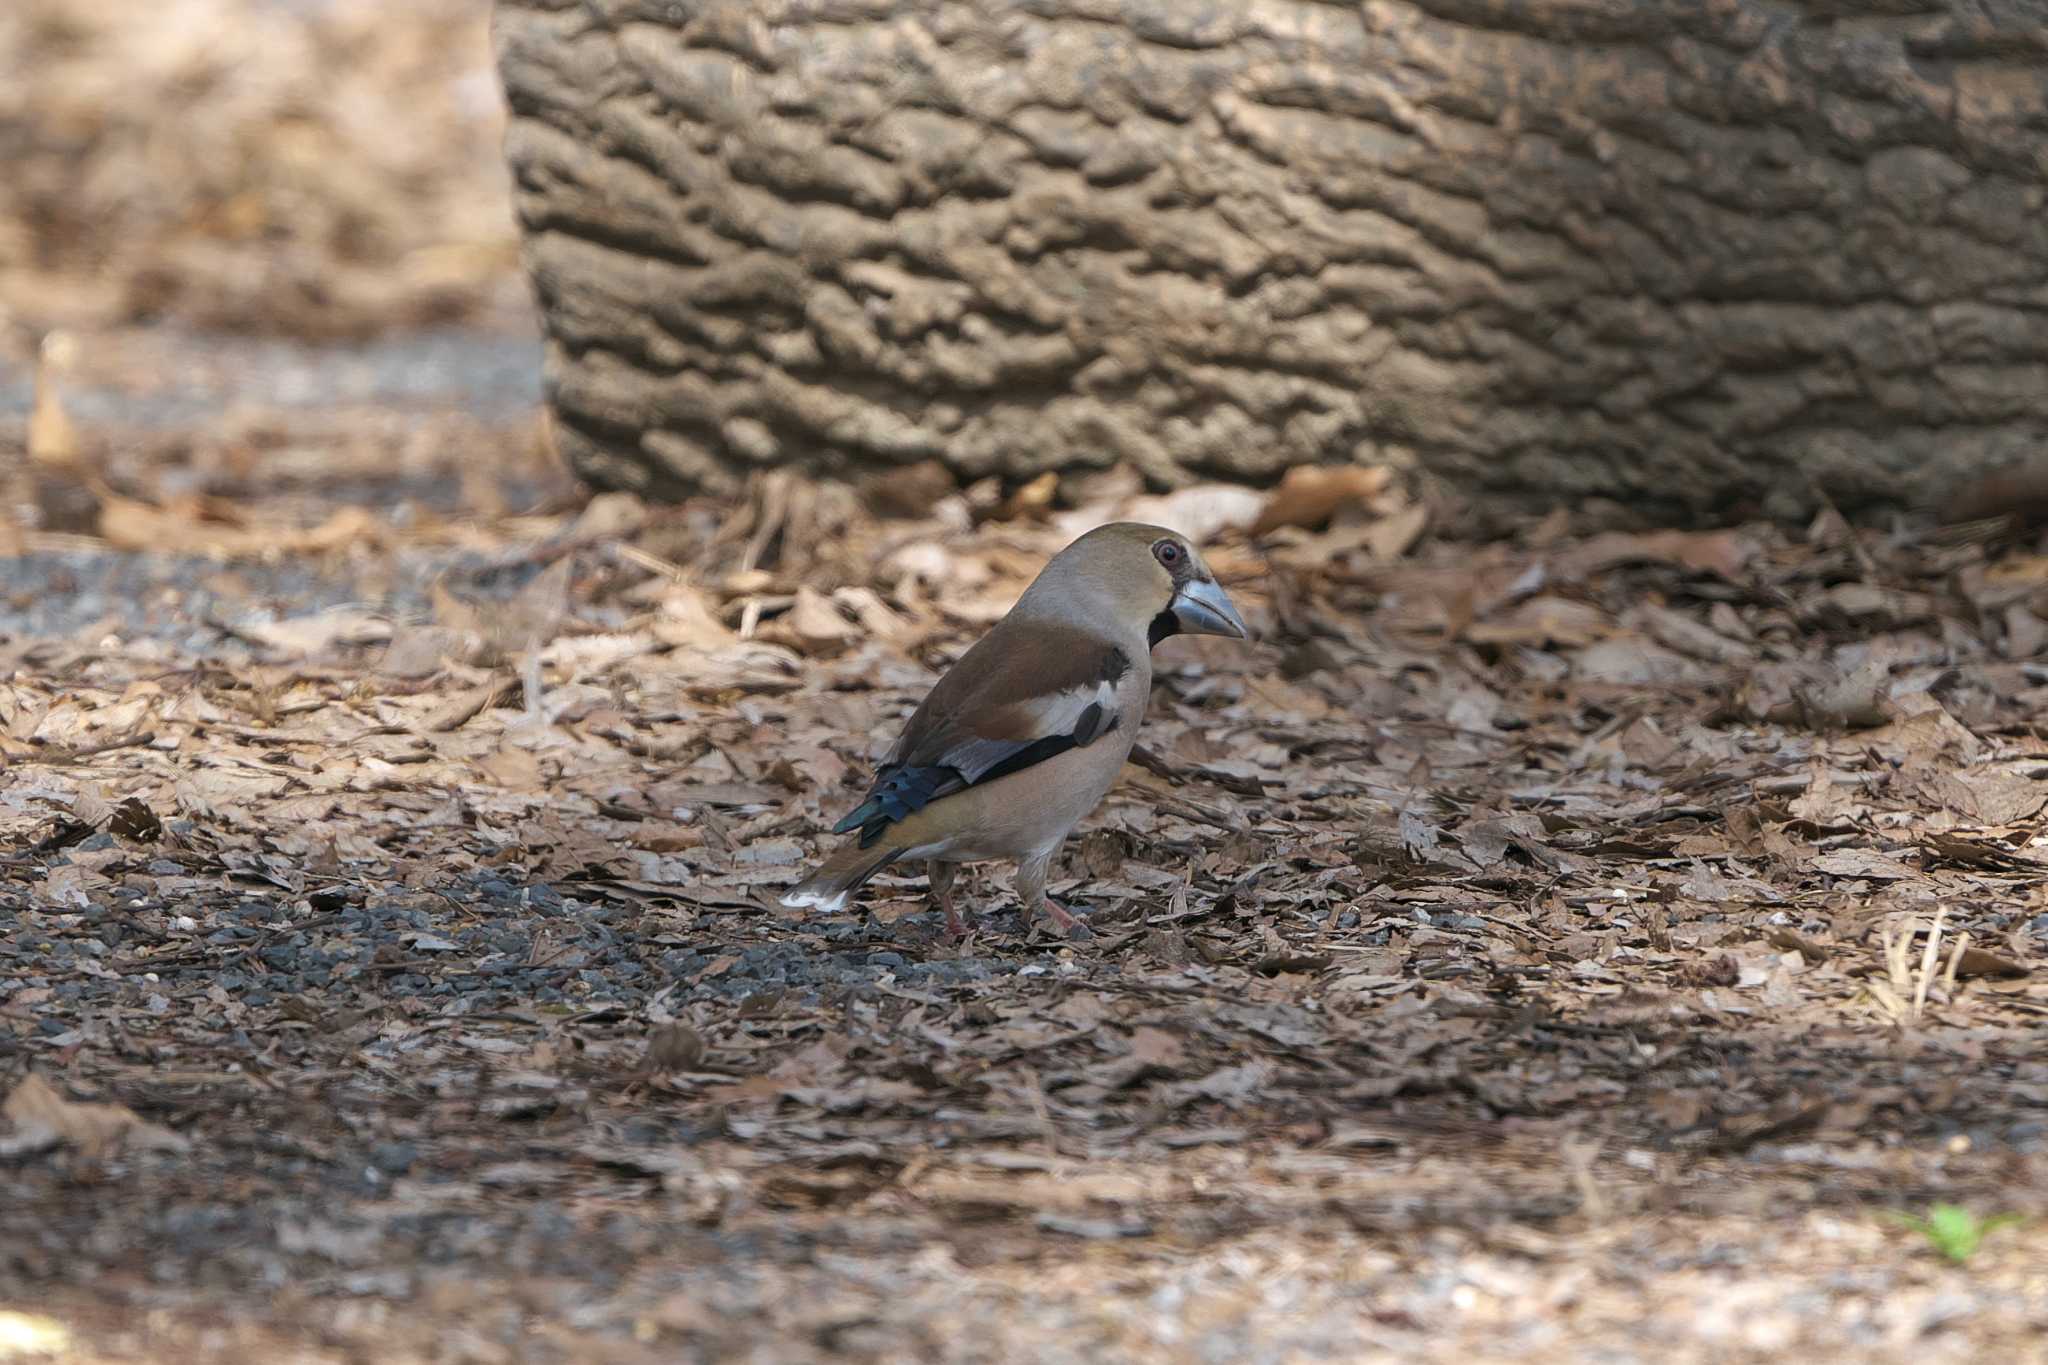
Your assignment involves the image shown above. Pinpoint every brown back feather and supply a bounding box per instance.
[888,620,1131,766]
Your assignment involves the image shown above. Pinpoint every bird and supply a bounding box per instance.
[781,521,1249,937]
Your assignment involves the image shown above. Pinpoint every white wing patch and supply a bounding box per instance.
[936,677,1120,782]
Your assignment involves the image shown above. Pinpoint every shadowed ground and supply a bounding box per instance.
[5,375,2048,1361]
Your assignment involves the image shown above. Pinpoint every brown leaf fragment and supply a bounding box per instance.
[569,490,648,541]
[99,496,378,560]
[1953,947,2029,980]
[652,585,738,650]
[1465,596,1610,648]
[1127,1026,1187,1070]
[1815,582,1939,629]
[1765,929,1829,964]
[1926,770,2048,826]
[915,1172,1057,1217]
[1636,604,1754,665]
[1362,502,1431,561]
[772,587,859,656]
[832,586,910,642]
[2,1072,189,1159]
[107,796,163,842]
[1572,636,1713,686]
[1096,484,1266,546]
[421,676,518,732]
[992,471,1059,524]
[1249,464,1392,535]
[1921,833,2046,872]
[477,743,543,790]
[1551,529,1752,582]
[240,610,392,659]
[1811,848,1919,882]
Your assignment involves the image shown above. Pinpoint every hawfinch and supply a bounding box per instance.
[782,522,1248,936]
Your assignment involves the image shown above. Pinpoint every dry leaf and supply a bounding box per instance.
[1362,502,1430,561]
[1953,947,2028,980]
[2,1072,189,1159]
[477,743,543,790]
[99,497,379,559]
[777,587,859,655]
[1056,483,1265,546]
[241,610,392,658]
[1466,596,1610,648]
[992,471,1059,523]
[421,676,517,732]
[108,796,163,842]
[1552,529,1752,582]
[569,491,648,540]
[1810,848,1919,882]
[1250,465,1392,535]
[653,586,738,650]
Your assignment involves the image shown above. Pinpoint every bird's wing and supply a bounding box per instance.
[832,621,1133,846]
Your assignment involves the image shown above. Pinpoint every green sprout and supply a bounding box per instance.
[1890,1204,2023,1263]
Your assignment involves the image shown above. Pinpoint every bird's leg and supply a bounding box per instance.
[1015,851,1084,935]
[927,860,965,939]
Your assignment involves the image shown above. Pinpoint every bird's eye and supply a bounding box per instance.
[1153,540,1183,567]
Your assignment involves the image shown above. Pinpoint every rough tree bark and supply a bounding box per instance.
[494,0,2048,521]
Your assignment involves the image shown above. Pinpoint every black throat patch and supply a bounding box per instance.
[1148,610,1179,649]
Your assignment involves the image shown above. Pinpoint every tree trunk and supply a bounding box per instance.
[494,0,2048,522]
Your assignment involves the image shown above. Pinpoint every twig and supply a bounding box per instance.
[1912,906,1946,1020]
[36,730,157,765]
[1941,929,1971,994]
[611,542,688,581]
[1874,906,1955,1026]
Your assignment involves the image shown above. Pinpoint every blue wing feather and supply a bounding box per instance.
[832,765,963,847]
[832,700,1115,848]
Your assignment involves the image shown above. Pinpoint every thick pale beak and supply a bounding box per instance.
[1171,576,1248,639]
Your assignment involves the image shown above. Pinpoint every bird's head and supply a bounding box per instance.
[1018,521,1249,647]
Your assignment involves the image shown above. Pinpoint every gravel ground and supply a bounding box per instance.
[0,328,542,430]
[0,548,530,653]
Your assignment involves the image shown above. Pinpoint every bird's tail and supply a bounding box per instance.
[779,841,903,912]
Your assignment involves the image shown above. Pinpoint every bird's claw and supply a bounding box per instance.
[1041,899,1091,940]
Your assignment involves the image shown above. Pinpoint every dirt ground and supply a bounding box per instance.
[6,3,2048,1363]
[8,397,2048,1362]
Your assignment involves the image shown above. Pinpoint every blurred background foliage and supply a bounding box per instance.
[0,0,526,342]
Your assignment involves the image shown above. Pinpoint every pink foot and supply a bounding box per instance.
[1041,898,1088,936]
